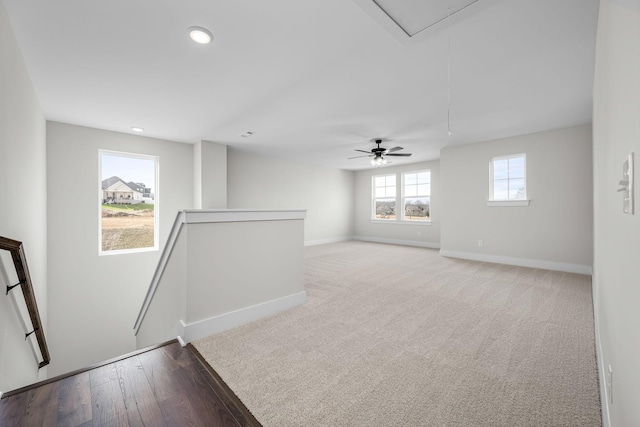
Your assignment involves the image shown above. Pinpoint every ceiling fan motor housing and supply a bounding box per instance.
[373,139,386,155]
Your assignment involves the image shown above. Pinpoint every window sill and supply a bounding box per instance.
[99,246,159,256]
[371,220,432,226]
[486,200,530,207]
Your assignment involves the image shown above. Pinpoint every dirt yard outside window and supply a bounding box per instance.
[101,205,154,251]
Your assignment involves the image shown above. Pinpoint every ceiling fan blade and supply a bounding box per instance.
[348,154,374,159]
[386,146,403,153]
[386,153,412,157]
[354,149,372,154]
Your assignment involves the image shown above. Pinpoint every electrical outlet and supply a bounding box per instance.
[606,365,613,404]
[478,240,484,247]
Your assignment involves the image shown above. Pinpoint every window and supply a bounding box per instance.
[402,171,430,221]
[490,154,526,201]
[99,150,158,254]
[372,170,432,223]
[373,174,396,220]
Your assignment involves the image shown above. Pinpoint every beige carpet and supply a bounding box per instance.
[194,241,601,427]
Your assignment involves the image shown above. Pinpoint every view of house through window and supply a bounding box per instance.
[490,154,526,200]
[403,171,430,221]
[373,174,396,220]
[99,150,158,254]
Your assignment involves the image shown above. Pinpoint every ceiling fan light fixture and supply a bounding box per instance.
[371,155,386,167]
[188,26,213,44]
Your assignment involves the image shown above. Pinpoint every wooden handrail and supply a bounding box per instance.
[0,236,50,369]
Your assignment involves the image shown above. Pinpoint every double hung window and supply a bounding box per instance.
[402,171,430,221]
[373,174,396,220]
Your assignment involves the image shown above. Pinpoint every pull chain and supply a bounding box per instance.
[447,2,452,137]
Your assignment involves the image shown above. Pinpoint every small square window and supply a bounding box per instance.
[490,154,526,201]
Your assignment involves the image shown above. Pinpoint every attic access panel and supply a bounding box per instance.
[372,0,479,37]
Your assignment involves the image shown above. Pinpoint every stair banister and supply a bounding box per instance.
[0,236,50,369]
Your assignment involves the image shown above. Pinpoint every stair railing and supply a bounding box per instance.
[0,236,50,368]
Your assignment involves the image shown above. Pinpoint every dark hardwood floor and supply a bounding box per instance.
[0,341,261,427]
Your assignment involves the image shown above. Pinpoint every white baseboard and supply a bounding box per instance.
[592,278,610,427]
[180,291,307,343]
[353,235,441,249]
[305,236,353,246]
[439,250,593,275]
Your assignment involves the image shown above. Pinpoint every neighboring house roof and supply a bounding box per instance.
[102,176,145,193]
[102,176,124,190]
[127,182,146,193]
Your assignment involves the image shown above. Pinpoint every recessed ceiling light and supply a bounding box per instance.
[131,127,144,132]
[240,131,255,137]
[188,26,213,44]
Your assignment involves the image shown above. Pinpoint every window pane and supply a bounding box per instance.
[417,184,430,196]
[493,159,509,180]
[493,180,509,200]
[101,152,157,253]
[491,155,526,201]
[509,178,525,199]
[404,197,430,221]
[405,186,417,197]
[387,175,396,186]
[405,173,417,185]
[509,157,525,178]
[417,172,430,184]
[375,187,386,198]
[387,186,396,198]
[375,176,386,187]
[375,199,396,219]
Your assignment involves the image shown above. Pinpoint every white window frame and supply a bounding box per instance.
[371,170,432,224]
[488,153,530,207]
[372,173,397,221]
[401,170,431,222]
[99,150,159,255]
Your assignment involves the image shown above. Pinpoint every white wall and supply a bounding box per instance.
[46,122,193,376]
[185,219,304,323]
[0,3,48,391]
[354,161,441,247]
[227,148,355,244]
[136,211,306,348]
[194,140,227,209]
[440,125,593,272]
[592,1,640,425]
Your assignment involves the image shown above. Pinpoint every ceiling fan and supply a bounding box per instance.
[348,139,412,166]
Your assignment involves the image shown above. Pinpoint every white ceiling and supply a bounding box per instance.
[3,0,599,171]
